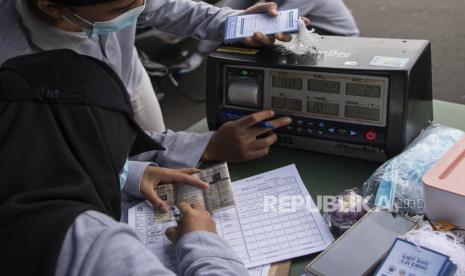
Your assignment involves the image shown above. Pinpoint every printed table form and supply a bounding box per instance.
[214,164,333,267]
[129,164,333,271]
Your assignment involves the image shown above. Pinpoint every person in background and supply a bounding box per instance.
[0,50,249,276]
[0,0,297,132]
[176,0,360,75]
[0,0,297,203]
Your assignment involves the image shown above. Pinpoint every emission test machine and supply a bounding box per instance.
[206,36,433,161]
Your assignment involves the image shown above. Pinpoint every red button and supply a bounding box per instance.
[365,130,377,141]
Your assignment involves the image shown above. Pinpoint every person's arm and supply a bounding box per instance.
[122,130,212,199]
[138,0,295,45]
[56,209,248,276]
[274,0,360,36]
[131,111,291,167]
[123,161,154,198]
[167,202,249,275]
[125,111,291,208]
[56,210,176,276]
[132,130,214,169]
[176,231,247,276]
[138,0,240,41]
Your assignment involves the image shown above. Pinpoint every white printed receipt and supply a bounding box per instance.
[224,9,299,43]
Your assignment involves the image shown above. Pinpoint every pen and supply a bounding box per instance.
[221,111,275,129]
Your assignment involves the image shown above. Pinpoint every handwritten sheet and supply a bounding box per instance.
[128,164,333,271]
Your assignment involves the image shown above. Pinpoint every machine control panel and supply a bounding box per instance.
[222,65,389,146]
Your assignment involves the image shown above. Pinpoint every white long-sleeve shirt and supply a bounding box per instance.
[56,210,249,276]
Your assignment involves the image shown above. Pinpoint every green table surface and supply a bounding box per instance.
[223,100,465,275]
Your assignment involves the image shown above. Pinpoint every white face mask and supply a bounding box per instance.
[62,0,146,37]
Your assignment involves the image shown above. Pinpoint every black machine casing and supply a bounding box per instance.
[206,37,433,161]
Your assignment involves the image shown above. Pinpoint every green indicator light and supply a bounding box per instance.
[240,70,248,76]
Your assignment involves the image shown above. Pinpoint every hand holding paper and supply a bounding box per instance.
[228,6,310,47]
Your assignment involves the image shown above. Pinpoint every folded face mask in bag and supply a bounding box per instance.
[363,124,464,215]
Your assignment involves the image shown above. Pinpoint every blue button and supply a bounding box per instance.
[318,122,325,128]
[221,111,243,120]
[350,130,358,136]
[328,128,336,133]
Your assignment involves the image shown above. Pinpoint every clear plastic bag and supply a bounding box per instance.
[275,19,321,56]
[363,124,464,215]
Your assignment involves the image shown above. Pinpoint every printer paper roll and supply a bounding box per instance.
[227,80,260,108]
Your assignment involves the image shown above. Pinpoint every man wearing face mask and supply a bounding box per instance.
[0,0,296,133]
[0,0,295,208]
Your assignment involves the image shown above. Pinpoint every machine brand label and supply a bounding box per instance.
[334,143,377,155]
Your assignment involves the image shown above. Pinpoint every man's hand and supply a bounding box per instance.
[165,202,217,243]
[202,110,291,163]
[140,167,209,212]
[241,2,311,47]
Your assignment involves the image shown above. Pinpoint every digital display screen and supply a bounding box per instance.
[346,83,381,98]
[271,96,302,111]
[308,79,340,94]
[345,105,380,121]
[307,101,339,116]
[272,76,303,90]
